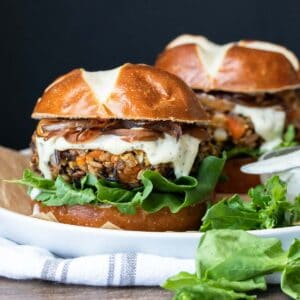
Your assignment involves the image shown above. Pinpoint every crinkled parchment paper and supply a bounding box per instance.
[0,146,32,215]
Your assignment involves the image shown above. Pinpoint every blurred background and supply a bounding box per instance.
[2,0,300,149]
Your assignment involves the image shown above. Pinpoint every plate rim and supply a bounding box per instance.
[1,206,300,238]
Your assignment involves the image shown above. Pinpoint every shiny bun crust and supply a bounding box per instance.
[32,63,208,123]
[155,35,300,93]
[38,202,206,231]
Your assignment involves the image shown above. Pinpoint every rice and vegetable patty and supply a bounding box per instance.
[31,146,173,187]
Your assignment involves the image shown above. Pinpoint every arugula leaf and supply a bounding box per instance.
[7,169,55,191]
[278,125,299,148]
[11,155,225,214]
[281,239,300,299]
[292,196,300,224]
[201,176,300,231]
[249,176,291,228]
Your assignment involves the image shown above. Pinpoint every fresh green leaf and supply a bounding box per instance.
[162,272,201,291]
[9,155,225,214]
[7,169,55,190]
[172,284,256,300]
[281,239,300,299]
[211,276,266,292]
[163,272,266,293]
[37,176,96,206]
[249,176,292,228]
[163,230,300,300]
[140,155,225,214]
[226,147,260,159]
[184,155,226,206]
[278,125,299,149]
[201,175,300,231]
[201,195,260,231]
[196,230,287,282]
[292,196,300,224]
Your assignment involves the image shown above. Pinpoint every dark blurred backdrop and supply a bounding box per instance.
[2,0,300,148]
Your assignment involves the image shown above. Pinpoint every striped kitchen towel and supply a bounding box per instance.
[0,237,194,286]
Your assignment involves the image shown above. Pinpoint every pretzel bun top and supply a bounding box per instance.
[32,63,208,123]
[155,35,300,93]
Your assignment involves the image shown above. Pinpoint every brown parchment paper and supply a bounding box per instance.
[0,146,33,215]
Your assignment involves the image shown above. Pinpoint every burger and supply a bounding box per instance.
[155,35,300,193]
[15,63,224,231]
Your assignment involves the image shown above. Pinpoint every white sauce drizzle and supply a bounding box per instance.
[36,133,200,179]
[232,104,286,152]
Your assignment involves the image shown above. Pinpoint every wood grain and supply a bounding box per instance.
[0,278,291,300]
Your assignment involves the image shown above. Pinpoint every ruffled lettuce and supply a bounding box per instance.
[11,155,225,214]
[163,229,300,299]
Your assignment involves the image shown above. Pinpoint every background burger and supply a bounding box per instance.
[14,63,224,231]
[155,35,300,193]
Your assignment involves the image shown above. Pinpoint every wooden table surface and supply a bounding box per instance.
[0,278,291,299]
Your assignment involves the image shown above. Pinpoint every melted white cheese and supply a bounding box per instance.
[82,66,121,103]
[36,133,200,179]
[232,104,286,152]
[167,35,299,71]
[238,40,299,71]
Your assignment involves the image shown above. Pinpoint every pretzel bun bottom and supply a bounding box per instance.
[38,202,207,231]
[216,157,261,194]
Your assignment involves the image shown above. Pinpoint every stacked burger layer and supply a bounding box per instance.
[17,36,300,231]
[156,35,300,193]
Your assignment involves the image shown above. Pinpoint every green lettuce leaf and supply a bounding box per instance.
[162,272,201,291]
[163,230,300,300]
[281,239,300,299]
[196,230,286,282]
[36,176,96,206]
[10,155,225,214]
[163,271,265,293]
[171,284,256,300]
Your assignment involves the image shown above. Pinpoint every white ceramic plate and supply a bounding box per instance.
[1,206,300,259]
[2,206,300,283]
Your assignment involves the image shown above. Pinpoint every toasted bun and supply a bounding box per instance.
[216,157,261,194]
[155,35,300,93]
[32,63,208,123]
[38,202,206,231]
